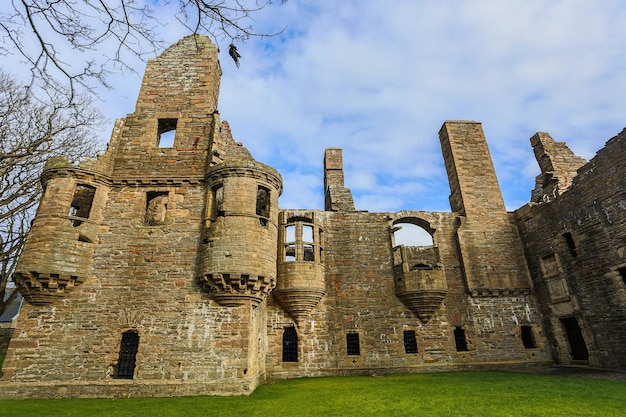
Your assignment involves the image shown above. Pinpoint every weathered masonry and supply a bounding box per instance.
[1,35,625,398]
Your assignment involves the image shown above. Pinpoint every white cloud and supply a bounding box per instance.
[3,0,624,214]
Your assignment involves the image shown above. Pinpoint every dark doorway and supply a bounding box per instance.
[282,327,298,362]
[116,331,139,378]
[560,317,589,361]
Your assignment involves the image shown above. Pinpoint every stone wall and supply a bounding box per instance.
[515,129,626,368]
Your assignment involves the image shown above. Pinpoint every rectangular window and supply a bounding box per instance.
[256,186,270,218]
[145,191,168,226]
[282,327,298,362]
[346,333,360,355]
[69,184,96,226]
[157,118,177,148]
[115,332,139,379]
[403,330,418,354]
[454,326,469,352]
[521,325,537,349]
[563,232,578,257]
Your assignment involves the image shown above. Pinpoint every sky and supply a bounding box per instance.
[5,0,626,214]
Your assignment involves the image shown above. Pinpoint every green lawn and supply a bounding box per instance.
[0,371,624,417]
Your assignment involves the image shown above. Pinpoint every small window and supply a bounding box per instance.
[563,232,578,257]
[115,331,139,379]
[69,184,96,226]
[211,184,224,218]
[282,327,298,362]
[256,186,270,218]
[157,118,177,148]
[521,325,537,349]
[454,326,468,352]
[145,191,168,226]
[303,244,315,261]
[346,333,360,356]
[403,330,418,354]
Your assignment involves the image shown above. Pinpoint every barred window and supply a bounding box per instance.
[282,327,298,362]
[346,333,360,356]
[403,330,418,354]
[115,331,139,379]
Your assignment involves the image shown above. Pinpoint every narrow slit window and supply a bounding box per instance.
[256,186,270,218]
[403,330,418,354]
[115,331,139,379]
[212,184,224,218]
[563,232,578,257]
[69,184,96,227]
[285,225,296,262]
[157,118,177,148]
[346,333,360,356]
[282,327,298,362]
[521,325,537,349]
[454,326,469,352]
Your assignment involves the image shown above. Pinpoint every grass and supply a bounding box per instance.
[0,371,625,417]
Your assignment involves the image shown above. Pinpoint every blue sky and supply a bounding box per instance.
[6,0,626,213]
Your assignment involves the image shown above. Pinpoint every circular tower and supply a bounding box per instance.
[198,155,282,307]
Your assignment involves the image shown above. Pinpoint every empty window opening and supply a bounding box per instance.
[563,232,578,257]
[69,184,96,226]
[454,326,469,352]
[145,191,168,226]
[115,331,139,379]
[403,330,418,354]
[560,317,589,361]
[157,118,177,148]
[256,186,270,218]
[211,184,224,218]
[285,224,296,261]
[282,327,298,362]
[393,222,434,247]
[346,333,360,356]
[618,267,626,286]
[303,244,315,261]
[302,225,314,242]
[521,325,537,349]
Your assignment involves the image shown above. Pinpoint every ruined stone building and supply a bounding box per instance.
[1,36,625,398]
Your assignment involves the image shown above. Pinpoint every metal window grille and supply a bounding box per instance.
[403,330,418,354]
[346,333,360,355]
[454,327,469,352]
[116,332,139,379]
[282,327,298,362]
[521,325,537,349]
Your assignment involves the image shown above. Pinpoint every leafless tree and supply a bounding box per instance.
[0,71,102,317]
[0,0,287,100]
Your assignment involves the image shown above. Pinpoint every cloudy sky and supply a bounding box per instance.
[8,0,626,213]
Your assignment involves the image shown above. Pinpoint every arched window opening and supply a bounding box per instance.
[115,331,139,379]
[282,327,298,362]
[393,222,434,247]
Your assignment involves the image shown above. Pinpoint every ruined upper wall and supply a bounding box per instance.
[530,132,586,203]
[136,35,221,114]
[103,35,223,180]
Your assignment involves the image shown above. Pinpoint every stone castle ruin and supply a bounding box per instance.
[1,36,625,398]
